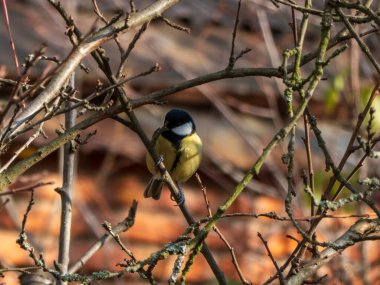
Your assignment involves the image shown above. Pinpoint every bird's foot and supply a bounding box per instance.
[155,155,164,167]
[171,185,185,206]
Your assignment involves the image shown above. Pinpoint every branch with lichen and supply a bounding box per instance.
[189,0,334,260]
[2,0,380,284]
[1,0,181,139]
[16,196,190,283]
[286,218,380,285]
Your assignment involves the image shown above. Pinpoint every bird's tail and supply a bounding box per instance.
[144,178,164,200]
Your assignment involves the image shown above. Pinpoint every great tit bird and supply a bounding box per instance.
[145,109,203,204]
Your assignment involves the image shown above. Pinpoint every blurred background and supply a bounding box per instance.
[1,0,380,284]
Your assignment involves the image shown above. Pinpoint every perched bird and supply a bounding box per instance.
[145,109,203,204]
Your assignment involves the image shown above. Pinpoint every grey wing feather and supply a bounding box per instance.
[144,127,165,200]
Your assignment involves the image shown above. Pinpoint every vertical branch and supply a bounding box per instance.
[297,0,317,261]
[284,0,312,207]
[303,113,315,215]
[227,0,241,69]
[57,74,77,284]
[282,0,312,272]
[1,0,20,75]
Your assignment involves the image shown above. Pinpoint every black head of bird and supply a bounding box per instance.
[164,109,195,131]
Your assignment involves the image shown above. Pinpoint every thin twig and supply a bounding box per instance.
[0,266,40,274]
[302,113,315,216]
[117,22,149,78]
[194,5,333,284]
[0,124,46,174]
[216,212,374,221]
[197,172,251,284]
[196,173,212,217]
[10,64,161,137]
[228,0,242,69]
[91,0,125,54]
[0,198,9,211]
[7,0,180,136]
[336,7,380,75]
[0,181,54,197]
[214,226,251,285]
[1,0,20,75]
[102,221,136,260]
[159,16,190,33]
[287,219,380,285]
[129,0,136,13]
[258,232,285,284]
[321,80,380,202]
[91,0,108,23]
[16,190,46,269]
[69,201,138,274]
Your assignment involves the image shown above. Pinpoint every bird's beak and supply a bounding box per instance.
[160,122,169,132]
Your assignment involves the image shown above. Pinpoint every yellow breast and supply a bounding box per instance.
[146,133,202,183]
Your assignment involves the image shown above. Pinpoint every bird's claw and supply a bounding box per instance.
[171,186,185,206]
[155,155,164,167]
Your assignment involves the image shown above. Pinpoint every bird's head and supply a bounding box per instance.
[163,109,195,136]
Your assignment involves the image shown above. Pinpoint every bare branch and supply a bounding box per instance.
[1,0,20,75]
[286,219,380,285]
[57,74,77,284]
[258,232,285,284]
[69,200,137,274]
[7,0,181,135]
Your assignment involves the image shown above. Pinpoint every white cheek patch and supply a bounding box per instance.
[171,122,193,136]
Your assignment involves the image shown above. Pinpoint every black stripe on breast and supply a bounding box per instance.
[170,147,182,173]
[161,130,184,173]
